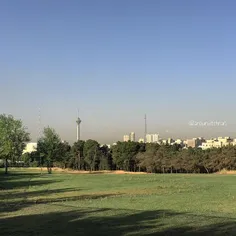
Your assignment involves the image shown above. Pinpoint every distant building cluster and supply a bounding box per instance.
[22,136,236,155]
[145,134,159,143]
[182,136,236,149]
[123,132,160,143]
[199,137,235,149]
[123,132,136,142]
[121,132,236,150]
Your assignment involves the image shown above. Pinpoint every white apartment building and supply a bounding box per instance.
[146,134,159,143]
[153,134,159,143]
[123,132,136,142]
[146,134,152,143]
[218,137,232,146]
[23,142,37,154]
[200,139,215,149]
[123,135,130,142]
[130,132,135,142]
[200,137,233,150]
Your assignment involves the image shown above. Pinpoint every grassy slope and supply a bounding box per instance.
[0,168,236,235]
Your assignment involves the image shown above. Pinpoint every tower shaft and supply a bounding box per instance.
[76,124,80,141]
[76,111,82,141]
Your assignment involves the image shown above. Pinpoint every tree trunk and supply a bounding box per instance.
[40,159,42,175]
[4,158,8,174]
[204,165,209,174]
[47,161,52,174]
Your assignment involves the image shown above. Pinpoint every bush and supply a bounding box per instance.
[53,161,66,169]
[29,161,39,167]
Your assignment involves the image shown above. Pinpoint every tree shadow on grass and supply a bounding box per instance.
[0,171,60,190]
[0,193,123,213]
[0,187,83,200]
[0,170,64,213]
[0,208,236,236]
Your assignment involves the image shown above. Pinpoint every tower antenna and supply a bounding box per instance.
[76,109,82,141]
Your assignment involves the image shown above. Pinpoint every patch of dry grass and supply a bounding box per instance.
[23,167,148,175]
[216,169,236,175]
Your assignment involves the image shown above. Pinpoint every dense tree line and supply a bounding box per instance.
[1,114,236,174]
[21,127,236,174]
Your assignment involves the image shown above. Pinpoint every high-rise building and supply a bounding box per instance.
[130,132,135,142]
[123,135,130,142]
[146,134,159,143]
[153,134,159,143]
[146,134,152,143]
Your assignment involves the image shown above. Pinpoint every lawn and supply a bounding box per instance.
[0,168,236,235]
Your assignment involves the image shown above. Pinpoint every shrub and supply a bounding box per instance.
[29,161,39,167]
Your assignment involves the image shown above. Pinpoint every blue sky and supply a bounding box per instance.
[0,0,235,143]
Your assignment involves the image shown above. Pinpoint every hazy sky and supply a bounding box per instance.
[0,0,236,144]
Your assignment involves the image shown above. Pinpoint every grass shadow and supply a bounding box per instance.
[0,208,236,235]
[0,171,59,190]
[0,193,123,213]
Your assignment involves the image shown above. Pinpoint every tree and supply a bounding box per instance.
[99,145,113,170]
[111,141,123,170]
[0,114,30,174]
[83,139,99,171]
[37,127,61,174]
[71,140,85,170]
[55,141,71,169]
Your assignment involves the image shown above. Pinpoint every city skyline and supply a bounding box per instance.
[1,1,236,143]
[16,111,236,144]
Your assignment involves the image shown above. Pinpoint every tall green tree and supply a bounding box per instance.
[56,141,71,169]
[112,141,141,171]
[99,145,113,170]
[70,140,85,170]
[0,114,30,174]
[37,127,61,173]
[83,139,99,171]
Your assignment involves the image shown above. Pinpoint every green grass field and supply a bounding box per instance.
[1,168,236,235]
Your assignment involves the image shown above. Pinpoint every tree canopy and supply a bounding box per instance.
[0,114,30,174]
[37,127,61,173]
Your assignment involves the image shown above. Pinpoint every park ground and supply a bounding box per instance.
[0,168,236,235]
